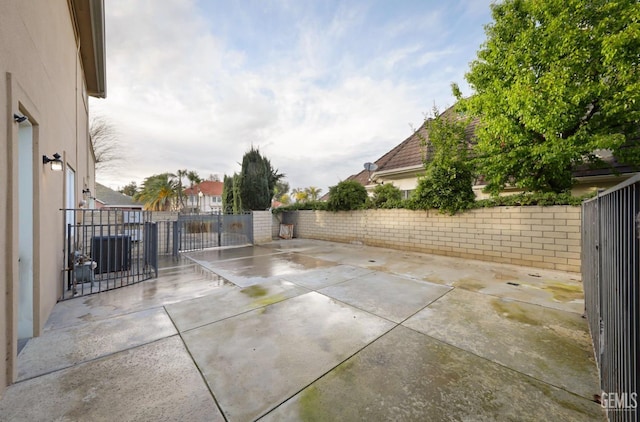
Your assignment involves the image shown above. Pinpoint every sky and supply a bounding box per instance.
[91,0,495,196]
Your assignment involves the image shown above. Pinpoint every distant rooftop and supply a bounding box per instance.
[95,183,143,208]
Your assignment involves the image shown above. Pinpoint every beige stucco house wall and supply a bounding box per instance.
[0,0,105,396]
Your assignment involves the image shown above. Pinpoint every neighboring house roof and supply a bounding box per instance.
[347,105,479,185]
[95,183,143,207]
[184,181,224,196]
[69,0,106,98]
[346,104,636,187]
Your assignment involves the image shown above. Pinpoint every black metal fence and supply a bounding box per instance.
[156,212,253,256]
[582,174,639,420]
[61,209,158,300]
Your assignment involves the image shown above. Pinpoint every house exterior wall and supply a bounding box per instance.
[375,173,637,200]
[186,194,223,213]
[283,207,582,273]
[0,0,97,394]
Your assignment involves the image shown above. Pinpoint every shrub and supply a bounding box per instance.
[409,161,475,214]
[272,200,328,214]
[474,191,595,208]
[326,180,368,211]
[371,184,402,207]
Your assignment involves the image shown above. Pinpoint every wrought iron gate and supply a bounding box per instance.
[61,209,158,300]
[582,175,639,421]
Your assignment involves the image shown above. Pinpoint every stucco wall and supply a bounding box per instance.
[283,206,581,273]
[0,1,97,394]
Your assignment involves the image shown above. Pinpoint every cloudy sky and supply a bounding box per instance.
[92,0,495,195]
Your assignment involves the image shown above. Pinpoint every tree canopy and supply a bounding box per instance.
[410,107,475,214]
[90,115,122,172]
[134,173,177,211]
[237,147,284,210]
[460,0,640,194]
[327,180,368,211]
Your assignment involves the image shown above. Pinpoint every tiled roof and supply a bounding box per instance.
[184,181,223,196]
[346,105,478,182]
[95,183,143,207]
[345,104,637,188]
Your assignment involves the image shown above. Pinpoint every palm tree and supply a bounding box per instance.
[292,188,308,203]
[187,170,202,188]
[135,173,178,211]
[305,186,322,201]
[278,193,291,205]
[175,169,187,210]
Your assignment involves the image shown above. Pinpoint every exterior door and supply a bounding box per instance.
[17,119,33,340]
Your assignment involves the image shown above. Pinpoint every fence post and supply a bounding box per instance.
[172,220,179,257]
[596,190,604,392]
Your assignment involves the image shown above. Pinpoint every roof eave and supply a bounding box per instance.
[373,164,425,179]
[71,0,106,98]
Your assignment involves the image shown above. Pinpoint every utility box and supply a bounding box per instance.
[91,235,131,274]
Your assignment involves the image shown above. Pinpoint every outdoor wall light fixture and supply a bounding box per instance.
[82,188,92,198]
[13,114,28,123]
[43,153,63,171]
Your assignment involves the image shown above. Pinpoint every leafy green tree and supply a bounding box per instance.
[239,147,271,210]
[232,173,243,213]
[118,181,138,197]
[222,173,244,213]
[327,180,368,211]
[273,180,290,203]
[410,107,475,214]
[261,155,285,201]
[134,173,178,211]
[460,0,640,194]
[371,183,402,207]
[222,174,234,213]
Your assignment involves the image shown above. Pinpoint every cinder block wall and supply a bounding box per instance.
[272,214,283,239]
[283,206,581,273]
[252,211,273,244]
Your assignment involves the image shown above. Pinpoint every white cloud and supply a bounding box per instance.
[92,0,493,193]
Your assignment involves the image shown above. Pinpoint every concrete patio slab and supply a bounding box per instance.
[281,264,374,290]
[0,239,604,421]
[261,326,604,422]
[166,279,309,332]
[187,245,283,262]
[191,252,336,287]
[44,263,230,331]
[403,288,600,399]
[0,337,224,422]
[17,307,176,381]
[181,291,395,421]
[319,271,452,323]
[280,239,585,314]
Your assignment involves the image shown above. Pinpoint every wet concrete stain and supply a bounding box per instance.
[452,278,486,292]
[241,285,268,298]
[491,299,541,326]
[492,271,518,281]
[223,254,335,278]
[541,281,583,302]
[239,285,290,307]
